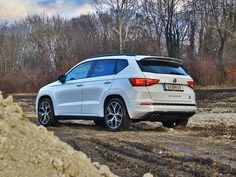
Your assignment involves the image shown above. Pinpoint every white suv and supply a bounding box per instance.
[36,54,196,131]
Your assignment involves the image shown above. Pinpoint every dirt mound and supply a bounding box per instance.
[0,92,117,177]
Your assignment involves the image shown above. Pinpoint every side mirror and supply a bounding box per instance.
[58,74,66,84]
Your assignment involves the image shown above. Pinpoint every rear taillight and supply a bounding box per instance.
[129,78,159,86]
[187,81,195,89]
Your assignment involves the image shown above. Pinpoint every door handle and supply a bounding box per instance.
[104,81,111,84]
[76,84,83,87]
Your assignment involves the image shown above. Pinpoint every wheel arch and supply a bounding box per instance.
[38,95,53,102]
[103,94,130,117]
[37,95,54,114]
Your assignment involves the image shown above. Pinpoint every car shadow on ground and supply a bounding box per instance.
[55,120,177,132]
[57,120,106,130]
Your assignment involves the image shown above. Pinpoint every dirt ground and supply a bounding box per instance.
[13,89,236,177]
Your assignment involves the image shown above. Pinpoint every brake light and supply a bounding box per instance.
[187,81,195,89]
[129,78,159,86]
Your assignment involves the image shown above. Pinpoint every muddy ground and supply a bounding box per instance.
[13,89,236,177]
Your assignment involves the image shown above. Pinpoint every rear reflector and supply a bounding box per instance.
[140,102,153,105]
[187,81,195,89]
[129,78,159,86]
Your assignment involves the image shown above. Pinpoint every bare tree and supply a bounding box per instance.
[0,1,236,92]
[162,0,182,58]
[196,0,236,80]
[142,0,165,55]
[92,0,139,53]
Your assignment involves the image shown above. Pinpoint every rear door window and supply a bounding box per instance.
[92,60,116,77]
[138,59,188,76]
[116,59,128,73]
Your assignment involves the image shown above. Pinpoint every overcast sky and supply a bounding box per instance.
[0,0,94,21]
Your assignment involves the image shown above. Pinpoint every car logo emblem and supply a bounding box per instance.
[173,78,177,83]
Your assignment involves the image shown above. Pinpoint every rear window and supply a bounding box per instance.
[138,59,188,76]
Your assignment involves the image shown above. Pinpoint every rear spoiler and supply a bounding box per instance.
[140,57,183,65]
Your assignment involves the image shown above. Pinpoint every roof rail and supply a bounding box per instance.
[87,53,136,59]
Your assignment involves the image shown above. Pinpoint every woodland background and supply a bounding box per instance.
[0,0,236,93]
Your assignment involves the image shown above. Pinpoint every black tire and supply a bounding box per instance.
[38,98,58,126]
[162,121,175,128]
[104,97,131,131]
[176,119,188,127]
[94,119,105,126]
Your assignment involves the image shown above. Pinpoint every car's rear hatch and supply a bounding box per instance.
[137,57,195,104]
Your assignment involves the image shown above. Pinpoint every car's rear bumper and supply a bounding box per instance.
[132,111,196,122]
[127,102,197,121]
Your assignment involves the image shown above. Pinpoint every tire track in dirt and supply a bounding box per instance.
[90,137,236,177]
[52,123,236,177]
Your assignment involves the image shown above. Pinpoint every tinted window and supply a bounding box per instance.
[92,60,116,77]
[66,61,93,81]
[138,60,188,76]
[117,60,128,73]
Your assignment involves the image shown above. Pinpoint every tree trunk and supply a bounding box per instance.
[189,21,195,59]
[217,32,227,82]
[119,16,123,53]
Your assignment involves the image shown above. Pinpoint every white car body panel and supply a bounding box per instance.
[82,74,115,116]
[53,79,84,115]
[142,72,195,104]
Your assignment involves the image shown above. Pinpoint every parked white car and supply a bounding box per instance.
[36,54,196,131]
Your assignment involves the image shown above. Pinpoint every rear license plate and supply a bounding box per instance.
[164,84,183,91]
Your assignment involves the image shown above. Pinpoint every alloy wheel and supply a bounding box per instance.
[38,100,51,125]
[105,101,123,129]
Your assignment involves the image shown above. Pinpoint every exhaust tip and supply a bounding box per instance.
[151,114,159,119]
